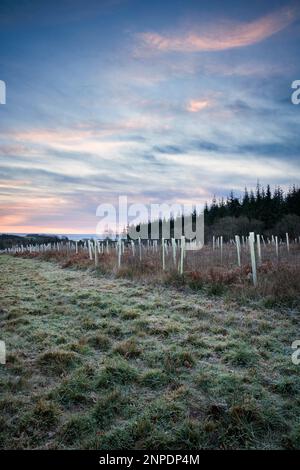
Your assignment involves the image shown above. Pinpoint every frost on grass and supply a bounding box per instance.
[0,254,300,449]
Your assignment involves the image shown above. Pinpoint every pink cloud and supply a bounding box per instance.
[138,5,299,53]
[186,99,211,112]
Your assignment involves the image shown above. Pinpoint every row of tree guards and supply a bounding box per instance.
[2,232,298,287]
[91,237,187,275]
[213,232,294,286]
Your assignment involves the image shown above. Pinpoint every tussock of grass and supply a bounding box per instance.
[38,349,78,374]
[93,389,129,426]
[282,424,300,449]
[32,399,61,427]
[224,343,258,367]
[81,317,98,330]
[163,350,195,372]
[140,369,169,388]
[51,368,95,407]
[85,333,111,350]
[60,414,95,446]
[97,357,139,388]
[114,339,141,358]
[1,375,29,392]
[121,308,140,320]
[271,377,300,396]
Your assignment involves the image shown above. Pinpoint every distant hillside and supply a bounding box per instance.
[0,234,67,250]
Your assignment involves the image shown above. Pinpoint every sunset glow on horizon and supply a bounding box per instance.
[1,0,300,234]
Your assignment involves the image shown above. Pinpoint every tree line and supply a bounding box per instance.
[204,185,300,241]
[129,185,300,242]
[205,185,300,228]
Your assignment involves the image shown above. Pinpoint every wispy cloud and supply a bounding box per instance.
[137,5,299,53]
[1,1,300,234]
[186,99,211,113]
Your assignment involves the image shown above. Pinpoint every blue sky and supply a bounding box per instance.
[0,0,300,233]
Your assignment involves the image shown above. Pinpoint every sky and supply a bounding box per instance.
[0,0,300,234]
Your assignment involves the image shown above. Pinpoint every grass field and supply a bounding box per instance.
[1,254,300,449]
